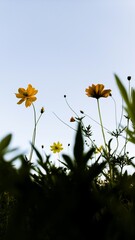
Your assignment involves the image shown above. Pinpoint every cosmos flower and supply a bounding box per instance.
[15,84,38,107]
[50,141,63,153]
[85,84,111,99]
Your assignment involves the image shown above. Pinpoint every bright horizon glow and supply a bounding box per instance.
[0,0,135,173]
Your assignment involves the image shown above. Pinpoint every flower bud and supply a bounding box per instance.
[40,107,45,114]
[70,117,75,122]
[127,76,131,81]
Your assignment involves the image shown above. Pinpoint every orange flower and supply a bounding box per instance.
[15,84,38,107]
[85,84,111,99]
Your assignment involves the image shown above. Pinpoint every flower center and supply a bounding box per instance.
[23,92,29,97]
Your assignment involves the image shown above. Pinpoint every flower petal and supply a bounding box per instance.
[85,87,94,97]
[85,83,111,99]
[27,84,38,96]
[25,99,32,107]
[15,93,24,98]
[95,84,104,94]
[18,88,26,94]
[30,96,37,102]
[101,89,111,97]
[17,99,25,105]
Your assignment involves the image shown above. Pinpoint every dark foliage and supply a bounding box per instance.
[0,124,135,240]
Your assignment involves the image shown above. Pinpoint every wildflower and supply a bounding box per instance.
[95,145,103,154]
[85,84,111,151]
[85,84,111,99]
[15,84,38,107]
[70,117,75,122]
[50,141,63,153]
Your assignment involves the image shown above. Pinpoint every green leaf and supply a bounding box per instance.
[73,122,84,166]
[114,74,129,106]
[62,154,74,171]
[88,161,106,181]
[83,147,95,166]
[0,134,12,153]
[31,143,43,161]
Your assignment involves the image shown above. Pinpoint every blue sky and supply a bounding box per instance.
[0,0,135,171]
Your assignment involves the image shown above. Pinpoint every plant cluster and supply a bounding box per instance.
[0,75,135,240]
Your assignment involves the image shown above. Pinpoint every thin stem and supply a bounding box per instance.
[53,112,96,148]
[29,103,37,162]
[64,97,79,118]
[118,97,124,130]
[111,95,117,130]
[123,117,129,155]
[112,136,119,155]
[84,112,109,132]
[53,112,77,132]
[97,99,107,151]
[97,100,113,181]
[36,113,42,127]
[124,80,131,155]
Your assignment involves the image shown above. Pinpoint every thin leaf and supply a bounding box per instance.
[83,147,95,165]
[73,122,83,165]
[115,74,129,106]
[31,143,43,161]
[62,154,74,171]
[88,161,106,181]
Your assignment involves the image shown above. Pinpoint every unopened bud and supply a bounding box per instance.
[70,117,75,122]
[40,107,45,114]
[127,76,131,81]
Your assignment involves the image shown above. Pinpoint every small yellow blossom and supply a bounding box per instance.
[15,84,38,107]
[50,141,63,153]
[85,84,111,99]
[95,146,103,154]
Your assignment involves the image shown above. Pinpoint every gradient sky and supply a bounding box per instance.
[0,0,135,171]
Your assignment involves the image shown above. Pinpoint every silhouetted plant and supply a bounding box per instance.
[1,76,135,239]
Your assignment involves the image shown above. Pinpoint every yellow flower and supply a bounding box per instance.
[85,84,111,99]
[95,145,103,154]
[15,84,38,107]
[50,141,63,153]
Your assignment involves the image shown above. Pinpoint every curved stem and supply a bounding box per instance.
[83,112,109,132]
[64,97,79,118]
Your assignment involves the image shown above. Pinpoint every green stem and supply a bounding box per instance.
[124,81,130,155]
[111,95,117,130]
[97,99,107,151]
[97,100,113,182]
[29,103,37,162]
